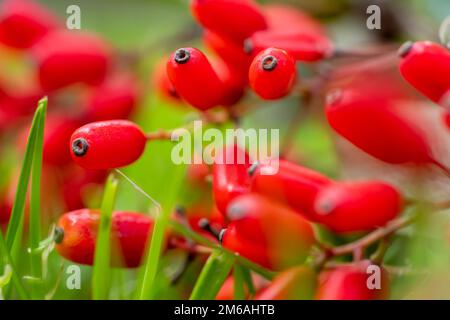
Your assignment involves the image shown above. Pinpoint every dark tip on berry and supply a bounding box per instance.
[54,227,64,244]
[174,48,191,64]
[198,218,221,240]
[72,138,89,157]
[218,228,227,244]
[243,39,253,54]
[317,201,334,215]
[262,55,278,71]
[248,161,259,177]
[175,205,186,216]
[398,41,414,58]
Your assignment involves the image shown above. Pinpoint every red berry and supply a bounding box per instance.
[399,41,450,103]
[56,209,155,267]
[255,266,316,300]
[43,116,83,166]
[314,181,403,233]
[203,30,253,71]
[325,87,438,165]
[70,120,147,170]
[249,48,296,100]
[316,261,389,300]
[0,0,59,49]
[84,74,139,122]
[263,4,326,37]
[191,0,267,43]
[251,159,332,221]
[212,145,252,215]
[167,47,224,110]
[246,31,333,62]
[222,194,315,270]
[32,30,111,91]
[211,58,246,106]
[216,274,268,300]
[152,59,181,102]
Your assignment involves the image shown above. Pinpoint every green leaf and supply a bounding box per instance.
[92,174,119,300]
[29,97,47,298]
[233,264,245,300]
[190,250,235,300]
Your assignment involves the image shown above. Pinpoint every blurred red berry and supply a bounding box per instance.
[56,209,155,267]
[32,30,111,91]
[0,0,59,49]
[399,41,450,103]
[191,0,267,43]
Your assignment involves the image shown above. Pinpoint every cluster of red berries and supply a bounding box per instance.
[2,0,449,301]
[0,0,139,224]
[52,0,450,300]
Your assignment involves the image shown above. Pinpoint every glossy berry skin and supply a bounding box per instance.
[314,181,403,233]
[0,0,59,49]
[249,48,296,100]
[221,194,315,270]
[32,30,111,91]
[56,209,154,267]
[84,75,139,122]
[246,31,333,62]
[191,0,267,43]
[251,160,332,221]
[211,58,246,106]
[212,145,252,215]
[316,261,389,300]
[43,116,83,166]
[255,266,316,300]
[326,88,436,165]
[167,47,224,110]
[70,120,147,170]
[399,41,450,103]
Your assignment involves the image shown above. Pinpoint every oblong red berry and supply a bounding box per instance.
[0,0,59,49]
[211,58,246,106]
[251,159,332,221]
[55,209,155,267]
[222,194,315,270]
[314,181,403,233]
[84,74,139,122]
[167,47,224,110]
[316,260,389,300]
[399,41,450,103]
[191,0,267,43]
[249,48,296,100]
[326,87,436,165]
[255,266,316,300]
[212,145,252,215]
[70,120,147,170]
[246,31,333,62]
[32,30,111,91]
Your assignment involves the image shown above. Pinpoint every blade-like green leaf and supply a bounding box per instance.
[92,174,119,300]
[190,250,235,300]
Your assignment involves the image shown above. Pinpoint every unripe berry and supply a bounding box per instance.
[191,0,267,43]
[399,41,450,103]
[255,266,316,300]
[84,74,139,122]
[251,160,332,221]
[32,30,111,91]
[70,120,147,170]
[0,0,59,49]
[222,194,315,270]
[314,181,403,233]
[249,48,296,100]
[212,145,252,215]
[167,47,224,110]
[56,209,155,267]
[316,261,389,300]
[245,31,333,62]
